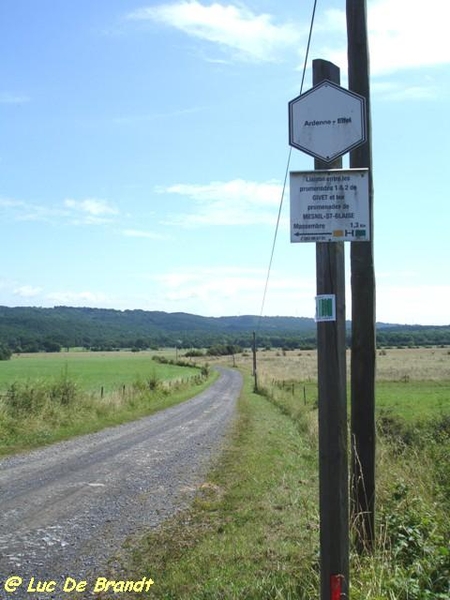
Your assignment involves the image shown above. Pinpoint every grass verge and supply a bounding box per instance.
[108,374,321,599]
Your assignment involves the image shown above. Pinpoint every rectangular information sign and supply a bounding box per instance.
[315,295,336,322]
[290,168,370,243]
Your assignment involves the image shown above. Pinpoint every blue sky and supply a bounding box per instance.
[1,0,449,325]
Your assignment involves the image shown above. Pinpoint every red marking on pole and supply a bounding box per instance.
[330,574,343,600]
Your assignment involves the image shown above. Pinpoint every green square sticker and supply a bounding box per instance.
[315,295,336,322]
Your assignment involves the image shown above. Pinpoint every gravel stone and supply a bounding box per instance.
[0,367,242,599]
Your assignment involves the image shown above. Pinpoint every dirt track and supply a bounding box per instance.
[0,367,242,598]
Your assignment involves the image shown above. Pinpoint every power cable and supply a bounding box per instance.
[257,0,318,332]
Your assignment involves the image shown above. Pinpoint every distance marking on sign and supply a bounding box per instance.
[290,168,370,243]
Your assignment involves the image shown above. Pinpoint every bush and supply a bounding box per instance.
[0,343,12,360]
[207,344,242,356]
[5,382,46,415]
[185,349,205,358]
[49,372,78,405]
[4,372,79,416]
[42,339,62,353]
[379,483,450,598]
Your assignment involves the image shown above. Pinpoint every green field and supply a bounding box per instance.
[376,379,449,422]
[211,346,450,422]
[0,350,213,455]
[0,350,199,394]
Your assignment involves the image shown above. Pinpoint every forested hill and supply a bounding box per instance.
[0,306,316,352]
[0,305,449,353]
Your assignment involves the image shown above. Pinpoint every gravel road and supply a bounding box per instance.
[0,367,242,599]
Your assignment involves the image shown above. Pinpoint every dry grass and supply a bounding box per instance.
[376,346,450,381]
[206,346,450,383]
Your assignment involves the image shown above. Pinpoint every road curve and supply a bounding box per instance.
[0,367,242,597]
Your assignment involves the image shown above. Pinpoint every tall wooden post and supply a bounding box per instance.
[313,59,349,600]
[252,331,258,392]
[346,0,376,551]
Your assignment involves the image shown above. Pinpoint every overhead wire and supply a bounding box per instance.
[256,0,318,332]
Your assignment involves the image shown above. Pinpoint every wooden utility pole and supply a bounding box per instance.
[252,331,258,392]
[314,58,349,600]
[346,0,376,551]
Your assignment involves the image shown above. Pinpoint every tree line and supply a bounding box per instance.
[0,306,448,359]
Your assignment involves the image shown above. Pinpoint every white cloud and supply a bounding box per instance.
[127,1,300,62]
[46,291,110,306]
[157,266,262,293]
[368,0,450,74]
[0,198,124,225]
[371,81,437,101]
[64,198,119,224]
[13,285,42,298]
[157,178,284,226]
[127,2,450,78]
[152,266,266,315]
[377,283,450,326]
[64,198,118,216]
[0,197,24,209]
[1,196,121,225]
[146,266,315,317]
[0,280,118,310]
[318,0,450,77]
[1,198,66,223]
[318,8,346,34]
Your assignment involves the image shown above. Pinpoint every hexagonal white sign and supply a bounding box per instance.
[289,80,366,163]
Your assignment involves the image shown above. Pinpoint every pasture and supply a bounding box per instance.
[0,350,212,455]
[227,345,450,381]
[209,346,450,422]
[0,350,199,395]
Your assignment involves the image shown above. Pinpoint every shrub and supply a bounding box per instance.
[4,372,79,416]
[185,349,205,358]
[379,483,450,598]
[49,372,78,406]
[207,344,242,356]
[0,343,12,361]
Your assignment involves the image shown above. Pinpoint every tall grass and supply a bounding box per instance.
[256,367,450,599]
[0,364,214,455]
[350,420,450,599]
[260,375,450,597]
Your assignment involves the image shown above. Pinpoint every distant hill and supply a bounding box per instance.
[0,306,448,353]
